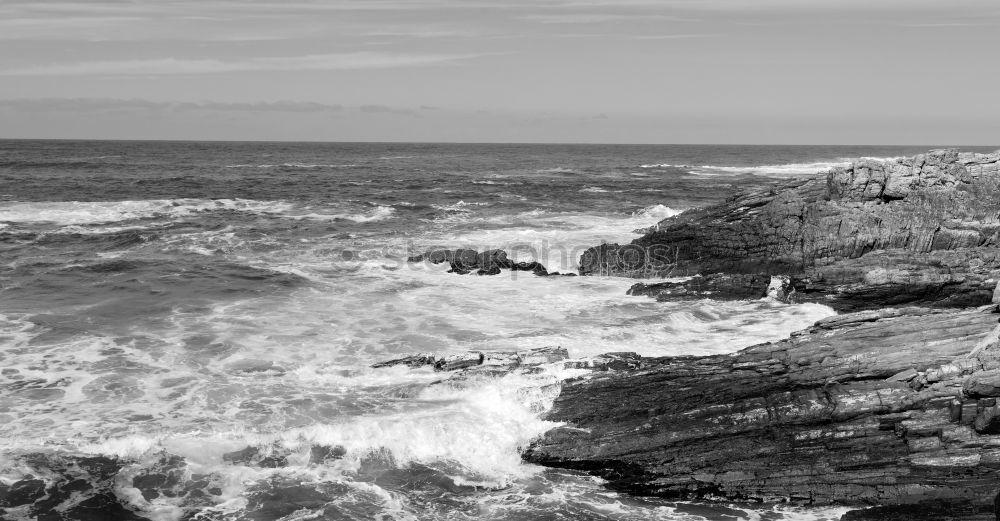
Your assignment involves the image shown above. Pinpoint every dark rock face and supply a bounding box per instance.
[408,249,577,277]
[579,150,1000,312]
[524,306,1000,513]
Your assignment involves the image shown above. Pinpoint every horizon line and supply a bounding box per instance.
[1,137,996,148]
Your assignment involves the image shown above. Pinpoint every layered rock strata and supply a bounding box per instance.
[579,150,1000,312]
[524,306,1000,517]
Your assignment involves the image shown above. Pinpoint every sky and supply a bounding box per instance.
[0,0,998,144]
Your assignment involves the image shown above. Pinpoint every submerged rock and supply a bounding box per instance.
[580,150,1000,312]
[524,306,1000,516]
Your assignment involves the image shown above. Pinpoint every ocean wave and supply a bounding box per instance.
[639,156,907,177]
[432,201,491,213]
[632,204,682,220]
[534,167,576,174]
[0,199,294,225]
[224,163,359,169]
[579,186,609,193]
[290,205,397,223]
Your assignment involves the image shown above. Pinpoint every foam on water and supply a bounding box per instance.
[0,199,294,225]
[287,205,397,223]
[637,156,909,178]
[426,204,682,272]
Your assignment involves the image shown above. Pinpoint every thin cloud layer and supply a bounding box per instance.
[1,0,998,142]
[1,52,487,76]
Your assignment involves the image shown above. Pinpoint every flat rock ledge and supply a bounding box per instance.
[579,149,1000,313]
[523,305,1000,520]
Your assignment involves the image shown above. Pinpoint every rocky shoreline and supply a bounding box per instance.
[523,150,1000,520]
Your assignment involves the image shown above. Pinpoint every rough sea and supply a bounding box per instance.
[3,141,994,520]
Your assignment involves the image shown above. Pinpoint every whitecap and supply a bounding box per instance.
[291,205,397,223]
[0,199,294,225]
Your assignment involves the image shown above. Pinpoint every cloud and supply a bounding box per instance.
[176,101,345,112]
[630,33,715,40]
[521,13,686,24]
[0,98,345,113]
[359,104,414,115]
[0,52,488,76]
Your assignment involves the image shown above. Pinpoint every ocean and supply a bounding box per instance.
[1,141,994,520]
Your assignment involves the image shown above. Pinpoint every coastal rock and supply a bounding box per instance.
[524,306,1000,514]
[579,150,1000,312]
[372,346,570,374]
[628,274,773,301]
[408,249,562,277]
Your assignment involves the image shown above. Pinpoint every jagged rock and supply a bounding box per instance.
[628,274,772,301]
[433,352,485,371]
[580,150,1000,312]
[370,354,436,369]
[372,346,569,374]
[524,306,1000,514]
[222,446,288,468]
[520,346,570,366]
[564,352,643,371]
[408,249,559,277]
[309,445,347,464]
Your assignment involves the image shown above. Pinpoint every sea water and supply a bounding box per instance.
[2,141,991,520]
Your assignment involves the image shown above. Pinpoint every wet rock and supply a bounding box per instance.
[565,352,643,371]
[409,249,552,277]
[309,445,347,464]
[628,273,772,301]
[511,261,549,276]
[371,353,436,369]
[520,346,570,366]
[581,150,1000,312]
[0,478,46,507]
[222,446,288,468]
[59,492,148,521]
[525,306,1000,512]
[373,346,570,377]
[434,352,485,372]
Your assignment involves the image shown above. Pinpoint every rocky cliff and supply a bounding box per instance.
[525,305,1000,518]
[525,150,1000,519]
[579,150,1000,312]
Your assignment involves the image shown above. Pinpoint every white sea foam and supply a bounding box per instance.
[0,199,294,225]
[289,205,397,223]
[579,186,609,193]
[224,163,358,169]
[639,156,907,177]
[428,204,682,272]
